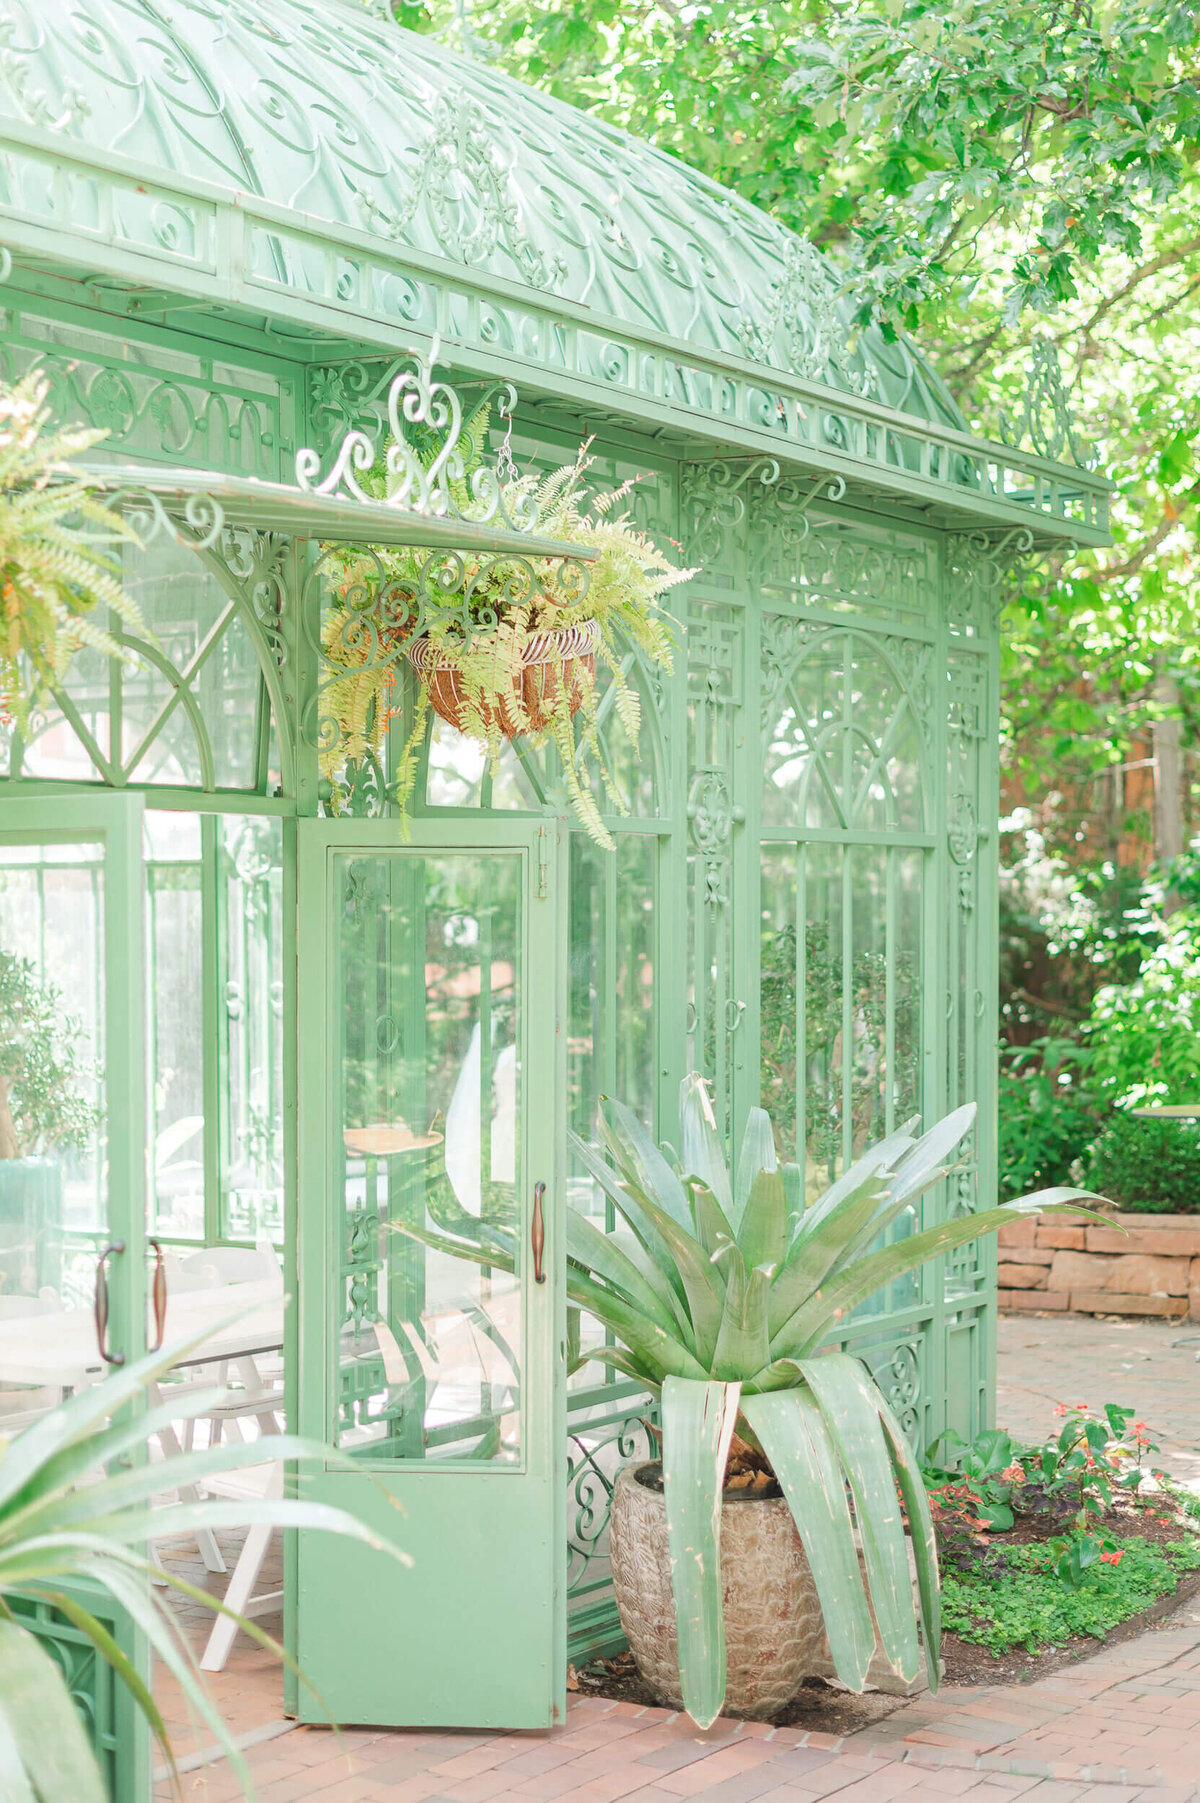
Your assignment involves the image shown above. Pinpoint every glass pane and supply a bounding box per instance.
[146,813,204,1239]
[567,831,657,1386]
[221,817,284,1242]
[0,841,105,1314]
[333,852,523,1463]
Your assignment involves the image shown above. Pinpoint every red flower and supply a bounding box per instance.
[1099,1550,1124,1566]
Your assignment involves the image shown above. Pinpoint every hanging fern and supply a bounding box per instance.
[0,369,148,727]
[319,431,693,846]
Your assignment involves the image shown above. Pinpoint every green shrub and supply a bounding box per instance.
[943,1536,1200,1655]
[1086,904,1200,1105]
[998,1037,1099,1202]
[1085,1111,1200,1212]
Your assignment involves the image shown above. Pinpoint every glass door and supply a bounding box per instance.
[294,818,565,1728]
[0,790,148,1800]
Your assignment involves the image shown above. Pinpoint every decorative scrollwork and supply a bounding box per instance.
[679,455,779,566]
[998,337,1094,469]
[738,238,873,396]
[296,339,539,534]
[95,484,226,552]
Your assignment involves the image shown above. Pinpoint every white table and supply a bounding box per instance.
[0,1278,285,1392]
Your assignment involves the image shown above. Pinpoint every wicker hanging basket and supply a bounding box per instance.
[406,618,600,738]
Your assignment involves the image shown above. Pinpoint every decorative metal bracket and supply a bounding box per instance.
[998,338,1094,470]
[296,338,538,534]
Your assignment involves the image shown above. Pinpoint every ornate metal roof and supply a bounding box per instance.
[2,0,962,427]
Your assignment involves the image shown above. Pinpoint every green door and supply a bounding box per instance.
[294,818,566,1729]
[0,790,149,1801]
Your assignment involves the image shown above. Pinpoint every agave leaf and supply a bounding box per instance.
[875,1400,941,1694]
[16,1433,393,1538]
[679,1073,734,1216]
[737,1168,788,1273]
[711,1258,771,1382]
[564,1267,707,1381]
[565,1209,687,1342]
[798,1119,919,1240]
[734,1105,777,1228]
[740,1389,874,1690]
[688,1180,736,1259]
[569,1344,662,1389]
[774,1195,1104,1357]
[799,1354,919,1683]
[888,1105,977,1203]
[10,1386,228,1516]
[781,1162,804,1236]
[0,1620,107,1803]
[608,1227,696,1336]
[572,1152,729,1367]
[570,1130,686,1299]
[661,1376,741,1729]
[769,1176,890,1336]
[391,1216,517,1270]
[599,1096,693,1230]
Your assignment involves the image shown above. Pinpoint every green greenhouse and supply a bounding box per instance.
[0,0,1110,1791]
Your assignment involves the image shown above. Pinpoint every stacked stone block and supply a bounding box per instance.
[997,1213,1200,1320]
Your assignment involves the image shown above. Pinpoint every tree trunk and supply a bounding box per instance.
[1153,670,1184,912]
[0,1075,20,1159]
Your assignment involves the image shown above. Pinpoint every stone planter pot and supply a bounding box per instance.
[608,1461,828,1719]
[406,618,599,738]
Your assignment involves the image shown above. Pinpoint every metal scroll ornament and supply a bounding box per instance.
[295,339,537,533]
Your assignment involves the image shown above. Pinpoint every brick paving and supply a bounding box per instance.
[156,1321,1200,1800]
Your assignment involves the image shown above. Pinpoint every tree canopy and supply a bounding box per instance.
[396,0,1200,867]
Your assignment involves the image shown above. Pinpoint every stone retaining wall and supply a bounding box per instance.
[997,1212,1200,1319]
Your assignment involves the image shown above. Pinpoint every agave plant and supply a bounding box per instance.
[398,1076,1099,1728]
[0,1325,409,1800]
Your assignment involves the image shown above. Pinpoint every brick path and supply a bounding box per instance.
[158,1319,1200,1800]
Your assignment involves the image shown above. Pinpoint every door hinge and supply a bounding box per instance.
[536,825,549,900]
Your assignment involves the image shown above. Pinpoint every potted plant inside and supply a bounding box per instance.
[319,418,690,847]
[0,952,100,1299]
[396,1075,1100,1727]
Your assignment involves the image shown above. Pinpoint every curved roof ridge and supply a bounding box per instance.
[8,0,964,426]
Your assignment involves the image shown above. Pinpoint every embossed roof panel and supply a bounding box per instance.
[3,0,965,429]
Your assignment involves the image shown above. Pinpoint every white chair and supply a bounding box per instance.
[198,1461,284,1672]
[152,1241,285,1576]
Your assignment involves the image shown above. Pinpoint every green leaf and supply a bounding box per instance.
[661,1376,741,1729]
[875,1401,941,1693]
[0,1621,107,1803]
[774,1196,1102,1356]
[565,1208,687,1341]
[770,1176,889,1336]
[599,1096,693,1231]
[564,1267,708,1381]
[737,1167,788,1272]
[781,1162,804,1237]
[679,1073,734,1215]
[799,1354,919,1683]
[688,1179,736,1259]
[711,1258,771,1381]
[740,1389,875,1690]
[734,1105,777,1229]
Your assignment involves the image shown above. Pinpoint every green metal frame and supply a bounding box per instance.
[0,6,1113,1761]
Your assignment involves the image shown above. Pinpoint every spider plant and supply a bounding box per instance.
[396,1076,1100,1728]
[0,1325,409,1800]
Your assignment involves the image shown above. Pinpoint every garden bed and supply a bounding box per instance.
[574,1400,1200,1721]
[998,1211,1200,1319]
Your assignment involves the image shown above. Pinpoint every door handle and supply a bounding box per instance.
[94,1240,126,1366]
[532,1182,547,1285]
[148,1237,168,1353]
